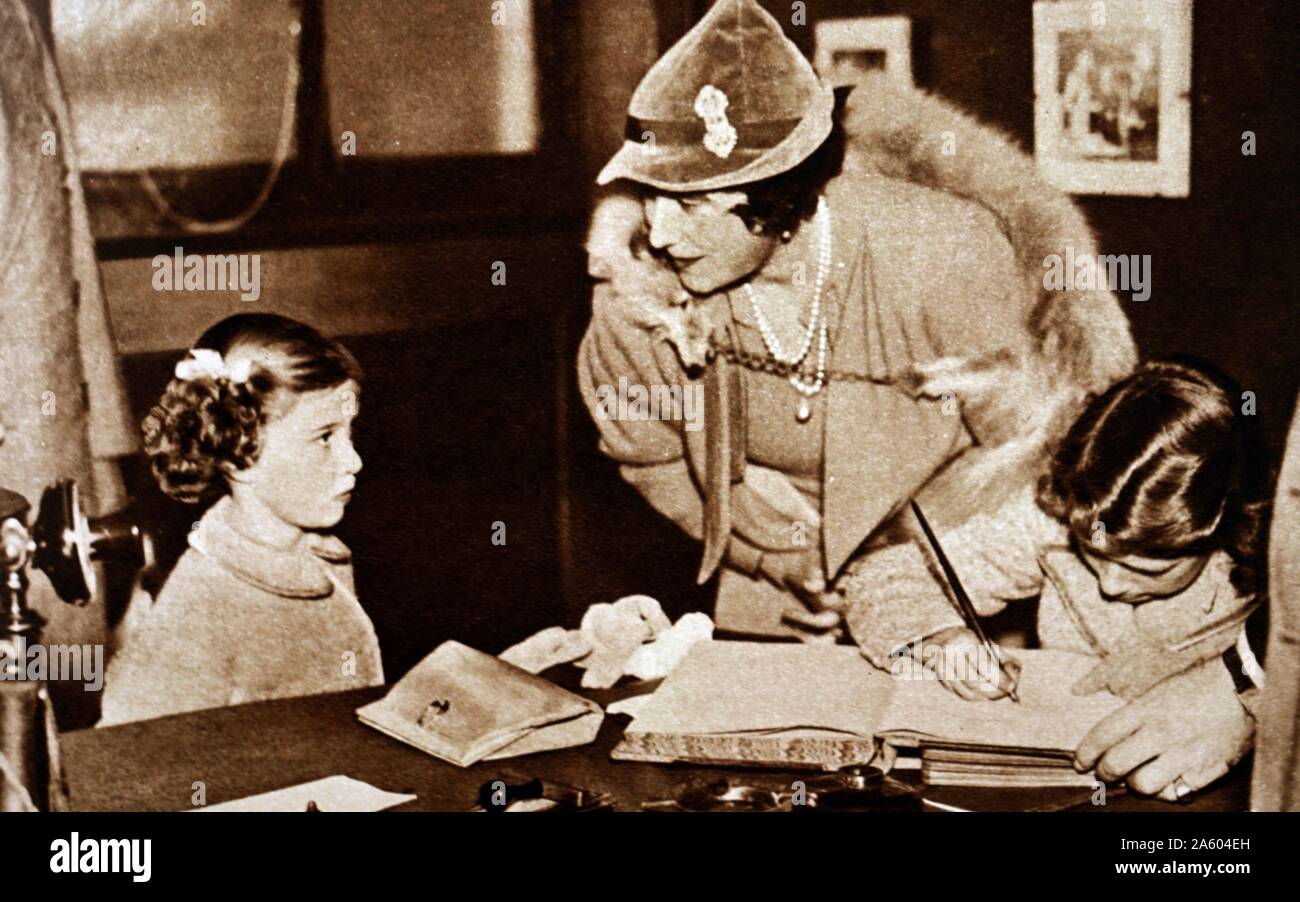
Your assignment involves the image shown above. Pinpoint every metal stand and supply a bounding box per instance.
[0,489,57,811]
[0,482,143,811]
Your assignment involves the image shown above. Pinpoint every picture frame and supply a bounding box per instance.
[1033,0,1192,197]
[813,15,913,89]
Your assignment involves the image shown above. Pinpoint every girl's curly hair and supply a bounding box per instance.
[143,314,362,504]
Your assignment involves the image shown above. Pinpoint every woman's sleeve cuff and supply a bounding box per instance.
[727,536,765,577]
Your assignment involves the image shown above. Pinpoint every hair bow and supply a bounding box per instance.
[174,348,253,384]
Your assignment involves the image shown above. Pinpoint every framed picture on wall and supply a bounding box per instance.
[814,16,913,89]
[1033,0,1191,197]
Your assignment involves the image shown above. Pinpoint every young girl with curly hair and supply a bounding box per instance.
[99,314,383,725]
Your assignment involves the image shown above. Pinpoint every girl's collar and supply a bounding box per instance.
[189,496,351,598]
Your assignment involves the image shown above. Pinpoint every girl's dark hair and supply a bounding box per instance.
[1037,358,1271,598]
[143,314,362,504]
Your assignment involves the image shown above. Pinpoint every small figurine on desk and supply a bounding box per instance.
[642,768,921,812]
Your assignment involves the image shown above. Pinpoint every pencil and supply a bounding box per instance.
[909,501,1021,703]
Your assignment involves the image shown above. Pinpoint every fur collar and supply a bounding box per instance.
[586,72,1137,512]
[839,72,1135,391]
[588,72,1134,387]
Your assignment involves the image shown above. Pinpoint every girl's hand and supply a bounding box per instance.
[1075,658,1254,799]
[920,627,1022,701]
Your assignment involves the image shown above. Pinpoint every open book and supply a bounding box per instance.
[612,642,1125,786]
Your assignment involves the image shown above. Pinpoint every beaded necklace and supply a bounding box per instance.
[742,195,832,422]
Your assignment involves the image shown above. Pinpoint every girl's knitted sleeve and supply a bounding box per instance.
[842,487,1060,668]
[98,581,236,727]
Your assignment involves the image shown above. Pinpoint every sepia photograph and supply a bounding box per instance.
[814,14,913,87]
[1034,0,1192,195]
[0,0,1296,886]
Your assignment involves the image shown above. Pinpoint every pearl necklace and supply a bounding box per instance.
[743,195,832,422]
[787,317,829,422]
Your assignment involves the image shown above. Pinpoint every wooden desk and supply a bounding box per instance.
[60,680,1249,812]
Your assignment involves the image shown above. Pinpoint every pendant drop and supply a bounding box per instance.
[796,397,812,423]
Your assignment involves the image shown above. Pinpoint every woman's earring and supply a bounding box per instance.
[780,230,793,242]
[750,223,764,236]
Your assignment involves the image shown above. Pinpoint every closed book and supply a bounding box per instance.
[357,641,603,767]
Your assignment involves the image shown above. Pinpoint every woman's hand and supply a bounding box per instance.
[918,627,1022,701]
[765,545,844,643]
[1074,658,1254,800]
[780,585,845,644]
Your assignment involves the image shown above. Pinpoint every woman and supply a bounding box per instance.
[579,0,1135,639]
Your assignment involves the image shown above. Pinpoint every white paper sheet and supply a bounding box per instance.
[191,775,416,813]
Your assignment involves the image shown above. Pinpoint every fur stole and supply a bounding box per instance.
[586,72,1137,521]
